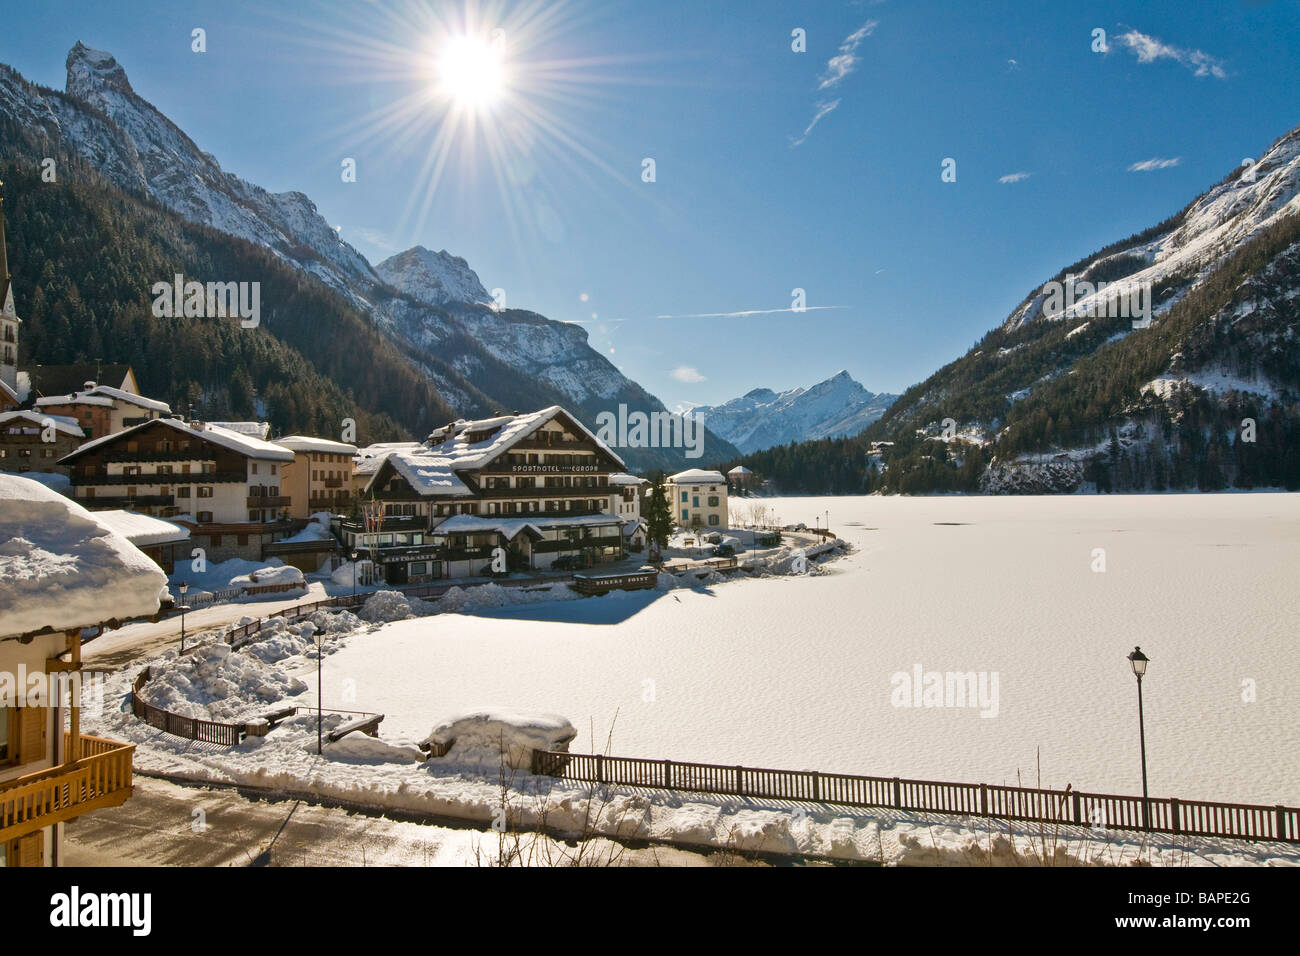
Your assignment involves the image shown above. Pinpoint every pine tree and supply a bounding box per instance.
[644,476,673,548]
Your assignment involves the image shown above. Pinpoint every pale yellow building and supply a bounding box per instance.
[666,468,729,530]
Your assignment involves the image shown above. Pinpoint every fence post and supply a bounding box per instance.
[595,753,604,785]
[979,783,988,817]
[811,770,820,803]
[1073,791,1082,826]
[664,758,672,790]
[735,765,743,795]
[1278,806,1288,841]
[892,777,902,809]
[191,717,199,740]
[1170,798,1181,834]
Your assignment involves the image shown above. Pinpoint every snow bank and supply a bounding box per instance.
[358,589,437,622]
[141,642,307,722]
[422,711,577,770]
[438,582,582,613]
[0,474,167,638]
[238,609,359,663]
[322,733,425,764]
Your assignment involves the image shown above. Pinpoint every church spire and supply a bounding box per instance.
[0,179,10,315]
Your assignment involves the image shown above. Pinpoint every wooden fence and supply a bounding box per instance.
[531,750,1300,845]
[131,667,245,745]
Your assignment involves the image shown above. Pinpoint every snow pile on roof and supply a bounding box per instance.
[35,383,170,413]
[358,589,437,623]
[0,474,167,638]
[668,469,726,484]
[384,450,473,497]
[275,435,359,455]
[14,471,72,494]
[140,642,307,721]
[95,510,190,547]
[421,710,577,770]
[0,409,84,437]
[435,512,622,538]
[608,472,648,486]
[229,565,306,590]
[68,417,294,462]
[353,442,420,476]
[207,420,269,439]
[322,733,425,764]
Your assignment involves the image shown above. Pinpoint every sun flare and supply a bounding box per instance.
[434,33,508,109]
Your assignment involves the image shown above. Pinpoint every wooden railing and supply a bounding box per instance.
[531,750,1300,845]
[0,734,135,842]
[131,668,245,745]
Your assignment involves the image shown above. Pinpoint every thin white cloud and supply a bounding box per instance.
[1128,157,1181,172]
[1116,30,1227,79]
[655,306,848,319]
[999,171,1031,183]
[670,365,706,384]
[818,21,878,90]
[354,227,399,251]
[790,99,841,148]
[792,20,877,147]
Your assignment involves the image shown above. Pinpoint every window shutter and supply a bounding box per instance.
[19,705,48,765]
[17,832,44,867]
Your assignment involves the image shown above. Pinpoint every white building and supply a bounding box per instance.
[666,468,729,530]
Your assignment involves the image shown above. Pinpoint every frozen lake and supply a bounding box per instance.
[303,494,1300,805]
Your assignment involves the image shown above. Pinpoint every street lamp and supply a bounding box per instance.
[1127,646,1151,830]
[177,582,190,651]
[316,627,323,756]
[350,550,359,603]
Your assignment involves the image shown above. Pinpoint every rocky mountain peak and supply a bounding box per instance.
[66,42,134,98]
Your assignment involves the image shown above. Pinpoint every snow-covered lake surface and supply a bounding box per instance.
[300,494,1300,805]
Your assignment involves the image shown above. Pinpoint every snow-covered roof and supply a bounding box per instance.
[63,417,294,463]
[373,406,624,497]
[35,383,170,413]
[727,465,753,475]
[207,420,270,439]
[668,469,726,484]
[276,435,359,456]
[94,510,190,547]
[0,409,84,437]
[608,472,649,487]
[435,512,623,539]
[353,442,421,475]
[0,475,169,639]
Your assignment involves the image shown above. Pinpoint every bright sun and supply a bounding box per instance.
[435,34,508,110]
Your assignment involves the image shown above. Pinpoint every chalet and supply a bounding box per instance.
[59,417,296,562]
[0,410,83,475]
[1,475,160,866]
[346,406,629,583]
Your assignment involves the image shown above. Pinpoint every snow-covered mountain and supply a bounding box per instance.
[856,123,1300,493]
[695,371,898,454]
[0,43,737,468]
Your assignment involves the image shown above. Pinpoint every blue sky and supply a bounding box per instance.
[3,0,1298,410]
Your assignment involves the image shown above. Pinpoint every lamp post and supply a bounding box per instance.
[316,627,323,756]
[350,549,358,603]
[1127,646,1151,830]
[177,582,190,651]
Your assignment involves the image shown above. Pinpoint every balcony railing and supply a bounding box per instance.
[247,495,291,507]
[476,483,611,498]
[103,450,215,463]
[0,734,135,843]
[323,477,344,488]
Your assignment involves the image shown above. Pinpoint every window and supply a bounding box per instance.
[708,514,720,526]
[249,511,262,522]
[197,511,213,523]
[251,463,259,475]
[237,534,249,546]
[409,562,428,575]
[197,487,213,498]
[693,496,700,507]
[271,465,277,475]
[681,509,689,520]
[708,496,719,507]
[680,491,688,502]
[178,487,191,497]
